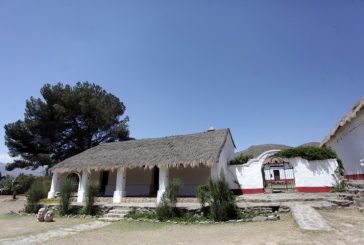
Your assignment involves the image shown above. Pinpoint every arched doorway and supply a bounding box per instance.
[66,173,80,193]
[262,157,295,193]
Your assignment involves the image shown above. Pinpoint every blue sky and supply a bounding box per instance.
[0,0,364,163]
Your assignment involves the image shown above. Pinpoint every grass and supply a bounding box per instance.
[39,197,59,205]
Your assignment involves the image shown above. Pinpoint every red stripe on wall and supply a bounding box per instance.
[231,189,264,195]
[344,174,364,180]
[296,187,332,193]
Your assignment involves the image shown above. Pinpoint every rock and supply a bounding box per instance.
[37,208,46,222]
[267,215,280,221]
[44,210,54,222]
[252,216,268,222]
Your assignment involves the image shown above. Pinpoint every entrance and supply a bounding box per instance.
[150,167,159,196]
[262,158,295,193]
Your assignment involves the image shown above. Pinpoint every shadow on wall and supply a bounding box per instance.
[296,158,336,176]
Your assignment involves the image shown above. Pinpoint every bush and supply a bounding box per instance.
[24,183,48,213]
[59,178,75,216]
[197,184,209,208]
[230,154,253,165]
[156,180,181,221]
[14,174,36,194]
[273,146,338,161]
[208,177,238,221]
[83,183,99,215]
[197,176,238,222]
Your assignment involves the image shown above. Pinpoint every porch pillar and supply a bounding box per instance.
[157,167,169,203]
[47,172,59,199]
[113,167,126,203]
[77,170,89,203]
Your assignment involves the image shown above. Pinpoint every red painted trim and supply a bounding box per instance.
[266,179,294,183]
[296,187,332,193]
[231,188,264,195]
[344,174,364,180]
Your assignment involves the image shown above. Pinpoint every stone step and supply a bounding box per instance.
[104,213,127,218]
[354,197,364,207]
[108,209,130,214]
[336,193,355,201]
[98,217,123,222]
[328,199,353,207]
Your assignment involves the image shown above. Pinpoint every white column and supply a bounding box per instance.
[77,170,89,203]
[113,167,126,203]
[47,172,59,199]
[157,167,169,203]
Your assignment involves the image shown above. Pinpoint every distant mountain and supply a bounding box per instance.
[298,142,321,147]
[0,162,46,178]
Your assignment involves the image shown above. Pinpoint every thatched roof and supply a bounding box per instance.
[236,144,291,158]
[321,96,364,146]
[50,129,232,173]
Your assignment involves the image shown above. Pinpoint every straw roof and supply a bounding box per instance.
[321,97,364,147]
[50,128,232,173]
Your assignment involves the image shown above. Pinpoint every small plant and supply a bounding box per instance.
[24,183,48,213]
[83,183,99,215]
[273,146,338,161]
[230,154,253,165]
[156,180,181,221]
[331,173,347,193]
[59,178,75,216]
[197,176,238,222]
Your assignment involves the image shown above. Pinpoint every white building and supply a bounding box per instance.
[321,97,364,180]
[47,128,339,203]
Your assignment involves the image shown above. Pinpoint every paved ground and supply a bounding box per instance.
[0,221,109,245]
[290,204,331,231]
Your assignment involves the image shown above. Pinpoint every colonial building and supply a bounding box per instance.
[48,128,339,204]
[48,128,235,203]
[321,97,364,180]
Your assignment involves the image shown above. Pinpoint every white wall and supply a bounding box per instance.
[227,150,338,193]
[170,166,210,196]
[291,158,338,188]
[326,109,364,177]
[211,131,235,180]
[227,150,278,191]
[125,168,153,196]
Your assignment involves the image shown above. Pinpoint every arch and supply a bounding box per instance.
[66,172,81,193]
[261,157,296,193]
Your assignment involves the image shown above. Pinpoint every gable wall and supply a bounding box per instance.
[326,109,364,179]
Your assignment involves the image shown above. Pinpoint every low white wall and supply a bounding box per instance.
[290,158,338,189]
[227,150,339,193]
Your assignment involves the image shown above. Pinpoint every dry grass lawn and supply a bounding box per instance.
[46,209,364,245]
[1,196,363,244]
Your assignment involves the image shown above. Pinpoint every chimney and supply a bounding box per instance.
[207,126,215,132]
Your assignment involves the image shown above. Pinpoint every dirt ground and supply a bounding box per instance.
[1,196,363,244]
[0,196,93,240]
[46,209,364,245]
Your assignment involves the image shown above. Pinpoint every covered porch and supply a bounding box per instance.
[48,164,212,203]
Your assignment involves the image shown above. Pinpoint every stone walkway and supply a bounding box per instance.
[0,221,109,245]
[289,204,331,231]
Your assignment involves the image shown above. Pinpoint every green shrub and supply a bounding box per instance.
[230,154,253,165]
[59,178,75,216]
[83,183,99,215]
[24,183,48,213]
[196,184,210,208]
[208,176,238,221]
[273,146,338,161]
[14,174,36,194]
[196,176,238,222]
[156,180,181,221]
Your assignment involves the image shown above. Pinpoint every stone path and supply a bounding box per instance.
[0,221,109,245]
[290,204,331,231]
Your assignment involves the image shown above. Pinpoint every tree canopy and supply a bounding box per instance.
[4,82,130,170]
